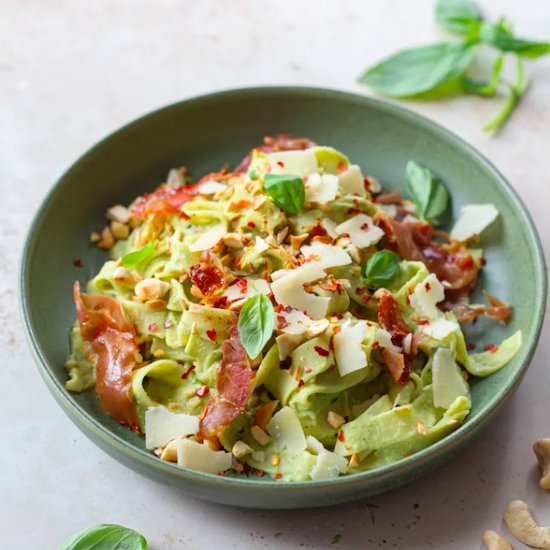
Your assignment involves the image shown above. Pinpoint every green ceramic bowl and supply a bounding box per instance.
[20,87,546,509]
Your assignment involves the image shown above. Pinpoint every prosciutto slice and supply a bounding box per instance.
[198,325,252,439]
[73,282,140,431]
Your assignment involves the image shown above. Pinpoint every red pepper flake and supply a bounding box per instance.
[424,282,431,291]
[274,304,284,313]
[276,315,288,328]
[304,367,312,374]
[297,379,305,388]
[196,385,210,398]
[235,279,247,292]
[206,329,217,342]
[405,296,410,305]
[362,295,372,304]
[484,344,499,353]
[181,365,196,379]
[347,207,362,215]
[372,341,379,350]
[73,258,84,268]
[466,343,476,351]
[340,232,350,238]
[337,430,345,442]
[163,320,173,329]
[314,346,329,357]
[480,257,487,266]
[360,222,370,231]
[179,211,190,220]
[148,323,158,332]
[254,469,265,477]
[327,364,336,372]
[417,319,429,326]
[274,473,283,480]
[276,161,285,168]
[356,287,366,296]
[309,223,325,237]
[337,160,347,172]
[284,305,293,313]
[247,221,256,229]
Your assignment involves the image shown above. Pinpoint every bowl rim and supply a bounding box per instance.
[20,85,548,491]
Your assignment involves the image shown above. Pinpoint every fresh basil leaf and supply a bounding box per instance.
[121,242,155,268]
[358,41,475,97]
[480,22,550,59]
[263,174,305,214]
[435,0,483,35]
[364,250,401,288]
[405,160,449,222]
[59,523,147,550]
[238,294,275,359]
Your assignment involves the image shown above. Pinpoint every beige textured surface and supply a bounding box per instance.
[1,1,549,548]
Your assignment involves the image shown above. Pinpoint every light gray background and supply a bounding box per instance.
[1,1,549,548]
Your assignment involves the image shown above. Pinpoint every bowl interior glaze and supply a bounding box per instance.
[20,87,546,508]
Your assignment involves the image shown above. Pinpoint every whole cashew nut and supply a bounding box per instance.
[483,530,513,550]
[504,500,550,549]
[533,438,550,490]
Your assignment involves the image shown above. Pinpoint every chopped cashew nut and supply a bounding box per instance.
[533,439,550,490]
[483,530,513,550]
[504,499,550,549]
[135,278,170,301]
[232,440,253,458]
[250,425,272,446]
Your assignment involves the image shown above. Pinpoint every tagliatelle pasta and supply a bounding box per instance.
[66,135,521,481]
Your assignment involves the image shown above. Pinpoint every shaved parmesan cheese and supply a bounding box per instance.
[375,328,401,353]
[378,204,398,218]
[334,321,367,376]
[306,435,325,454]
[267,150,318,177]
[300,241,351,269]
[409,273,445,319]
[432,348,469,409]
[271,262,329,319]
[197,179,227,195]
[279,309,315,335]
[271,269,292,281]
[254,236,270,254]
[338,165,366,196]
[450,204,499,242]
[423,316,459,340]
[402,333,413,354]
[223,279,271,302]
[176,438,232,474]
[266,406,307,454]
[335,214,384,248]
[189,225,227,252]
[309,449,348,480]
[305,173,339,203]
[321,218,339,239]
[248,279,270,297]
[145,406,199,449]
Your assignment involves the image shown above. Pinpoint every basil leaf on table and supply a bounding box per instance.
[435,0,483,36]
[405,161,449,222]
[479,22,550,59]
[461,53,503,97]
[238,294,275,359]
[121,242,155,268]
[364,250,401,289]
[59,523,147,550]
[358,41,475,97]
[263,173,305,214]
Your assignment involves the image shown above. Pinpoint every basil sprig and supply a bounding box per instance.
[263,174,305,214]
[121,242,155,268]
[364,250,401,289]
[59,524,147,550]
[238,294,275,359]
[358,0,550,133]
[405,161,449,223]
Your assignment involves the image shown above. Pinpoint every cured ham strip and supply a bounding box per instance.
[73,282,140,431]
[198,325,252,439]
[377,291,413,384]
[131,182,200,218]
